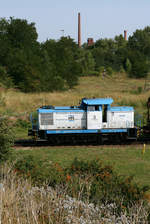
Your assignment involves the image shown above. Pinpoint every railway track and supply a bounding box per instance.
[14,138,149,148]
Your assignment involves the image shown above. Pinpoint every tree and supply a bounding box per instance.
[7,17,38,50]
[128,51,149,78]
[128,27,150,56]
[127,27,150,78]
[125,58,132,74]
[42,36,81,89]
[91,38,118,70]
[79,50,95,75]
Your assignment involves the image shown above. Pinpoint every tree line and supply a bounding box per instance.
[0,17,149,92]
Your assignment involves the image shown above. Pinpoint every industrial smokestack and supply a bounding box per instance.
[124,30,127,40]
[78,12,81,47]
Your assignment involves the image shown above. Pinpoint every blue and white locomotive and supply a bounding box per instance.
[29,98,137,144]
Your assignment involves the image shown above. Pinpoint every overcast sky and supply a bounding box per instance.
[0,0,149,44]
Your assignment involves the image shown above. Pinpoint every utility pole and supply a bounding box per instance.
[60,29,64,37]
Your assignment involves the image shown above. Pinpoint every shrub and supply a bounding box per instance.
[129,56,149,78]
[0,66,14,88]
[1,163,150,223]
[66,159,149,209]
[137,86,143,94]
[106,67,113,76]
[125,58,132,73]
[98,66,105,75]
[15,119,31,129]
[14,155,65,186]
[81,70,99,76]
[0,118,14,162]
[13,157,150,214]
[119,66,125,73]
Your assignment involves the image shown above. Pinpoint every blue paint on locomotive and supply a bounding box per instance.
[38,109,85,113]
[82,98,113,105]
[109,107,134,112]
[46,129,127,134]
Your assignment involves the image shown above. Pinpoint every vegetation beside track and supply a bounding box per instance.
[1,161,150,223]
[13,144,150,187]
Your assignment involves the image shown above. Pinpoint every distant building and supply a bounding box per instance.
[87,38,94,46]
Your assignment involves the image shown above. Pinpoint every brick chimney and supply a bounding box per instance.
[124,30,127,40]
[87,38,94,46]
[78,13,81,47]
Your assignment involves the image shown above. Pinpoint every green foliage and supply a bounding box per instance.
[0,118,14,162]
[125,58,132,73]
[80,50,95,75]
[13,156,149,213]
[42,36,81,90]
[130,86,143,95]
[7,17,38,49]
[82,70,99,76]
[0,66,14,88]
[15,119,31,129]
[130,55,149,78]
[127,27,150,78]
[106,67,113,76]
[14,155,65,186]
[98,66,105,73]
[67,159,149,211]
[119,66,125,73]
[0,18,82,92]
[0,16,150,91]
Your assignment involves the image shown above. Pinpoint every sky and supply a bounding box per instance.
[0,0,149,44]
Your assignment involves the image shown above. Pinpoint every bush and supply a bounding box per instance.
[14,155,65,186]
[0,118,14,162]
[0,66,14,88]
[125,58,132,73]
[81,70,99,76]
[15,119,31,129]
[66,158,149,209]
[14,157,150,213]
[98,66,105,74]
[106,67,113,76]
[131,60,149,78]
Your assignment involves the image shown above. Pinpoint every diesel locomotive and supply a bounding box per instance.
[28,98,137,144]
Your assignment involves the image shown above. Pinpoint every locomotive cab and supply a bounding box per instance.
[81,98,113,129]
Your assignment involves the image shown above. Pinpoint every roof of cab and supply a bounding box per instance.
[82,98,113,105]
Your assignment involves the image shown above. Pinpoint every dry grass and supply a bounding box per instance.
[0,164,149,224]
[0,73,149,118]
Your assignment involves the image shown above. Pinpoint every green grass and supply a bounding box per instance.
[13,144,150,187]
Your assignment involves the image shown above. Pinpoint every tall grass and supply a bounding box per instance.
[0,163,149,224]
[0,73,149,117]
